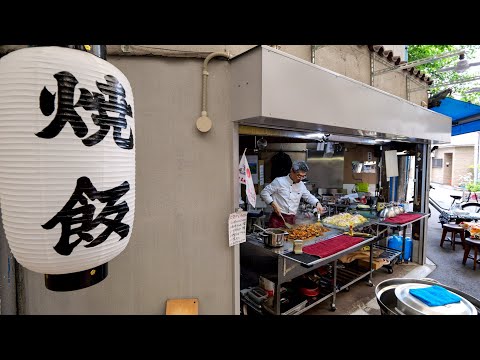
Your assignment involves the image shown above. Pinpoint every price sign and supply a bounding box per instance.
[228,211,247,247]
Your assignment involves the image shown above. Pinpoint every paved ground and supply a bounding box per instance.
[302,259,434,315]
[425,183,480,300]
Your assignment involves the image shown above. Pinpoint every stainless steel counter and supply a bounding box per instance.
[241,213,427,315]
[241,228,386,315]
[247,227,343,255]
[373,212,429,263]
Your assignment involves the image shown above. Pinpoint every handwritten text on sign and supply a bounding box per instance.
[228,211,247,247]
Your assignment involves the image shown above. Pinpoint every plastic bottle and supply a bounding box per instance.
[404,236,413,262]
[387,234,402,254]
[387,234,413,261]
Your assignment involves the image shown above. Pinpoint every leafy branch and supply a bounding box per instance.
[408,45,480,105]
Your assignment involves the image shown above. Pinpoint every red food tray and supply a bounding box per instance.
[302,235,364,258]
[383,213,423,224]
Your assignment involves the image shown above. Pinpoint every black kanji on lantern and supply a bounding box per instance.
[42,176,131,256]
[37,71,134,149]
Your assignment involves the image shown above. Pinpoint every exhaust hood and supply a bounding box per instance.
[231,46,452,144]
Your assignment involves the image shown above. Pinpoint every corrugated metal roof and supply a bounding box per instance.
[368,45,433,85]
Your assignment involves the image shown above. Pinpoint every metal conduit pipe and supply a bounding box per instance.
[196,52,231,132]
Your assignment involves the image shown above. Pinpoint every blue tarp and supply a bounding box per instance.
[430,97,480,136]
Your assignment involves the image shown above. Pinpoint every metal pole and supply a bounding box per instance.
[0,209,17,314]
[419,144,430,265]
[374,49,465,76]
[433,75,480,88]
[475,132,480,185]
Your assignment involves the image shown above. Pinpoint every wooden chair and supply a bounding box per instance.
[462,238,480,271]
[165,298,199,315]
[440,223,466,251]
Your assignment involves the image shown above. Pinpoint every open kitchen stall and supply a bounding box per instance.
[0,45,453,316]
[231,46,452,315]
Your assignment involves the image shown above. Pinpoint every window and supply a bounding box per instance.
[432,158,443,168]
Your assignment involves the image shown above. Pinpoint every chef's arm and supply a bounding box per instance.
[260,180,281,215]
[302,190,325,212]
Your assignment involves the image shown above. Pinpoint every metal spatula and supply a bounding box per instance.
[279,213,293,229]
[253,224,268,233]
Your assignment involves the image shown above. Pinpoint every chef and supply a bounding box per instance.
[260,160,325,228]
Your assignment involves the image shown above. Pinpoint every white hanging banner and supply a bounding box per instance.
[228,210,247,247]
[0,46,136,275]
[239,151,256,207]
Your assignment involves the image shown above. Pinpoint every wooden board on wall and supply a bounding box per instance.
[343,145,377,184]
[166,298,199,315]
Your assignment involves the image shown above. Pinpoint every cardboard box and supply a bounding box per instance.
[357,258,388,271]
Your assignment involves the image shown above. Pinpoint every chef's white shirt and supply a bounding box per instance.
[260,175,319,215]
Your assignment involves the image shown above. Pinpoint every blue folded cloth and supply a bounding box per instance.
[409,285,462,307]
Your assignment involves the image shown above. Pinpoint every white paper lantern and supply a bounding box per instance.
[0,46,135,275]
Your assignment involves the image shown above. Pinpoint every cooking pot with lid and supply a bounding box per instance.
[375,278,480,315]
[261,228,288,247]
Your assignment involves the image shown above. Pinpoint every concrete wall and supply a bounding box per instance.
[431,146,474,186]
[313,45,427,106]
[431,147,451,185]
[443,153,453,185]
[453,146,475,186]
[431,159,444,185]
[20,56,236,314]
[314,45,371,84]
[1,45,426,107]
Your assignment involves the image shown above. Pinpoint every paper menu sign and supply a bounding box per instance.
[228,211,247,247]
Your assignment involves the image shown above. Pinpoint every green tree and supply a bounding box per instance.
[408,45,480,105]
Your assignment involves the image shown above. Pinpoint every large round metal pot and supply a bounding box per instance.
[375,278,480,315]
[262,228,288,247]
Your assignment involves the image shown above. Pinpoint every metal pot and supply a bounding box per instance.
[375,278,480,315]
[379,207,389,218]
[386,206,397,218]
[262,228,288,247]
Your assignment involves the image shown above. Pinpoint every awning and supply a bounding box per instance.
[430,97,480,136]
[231,46,452,144]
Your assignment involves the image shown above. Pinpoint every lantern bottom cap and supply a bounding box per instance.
[44,263,108,291]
